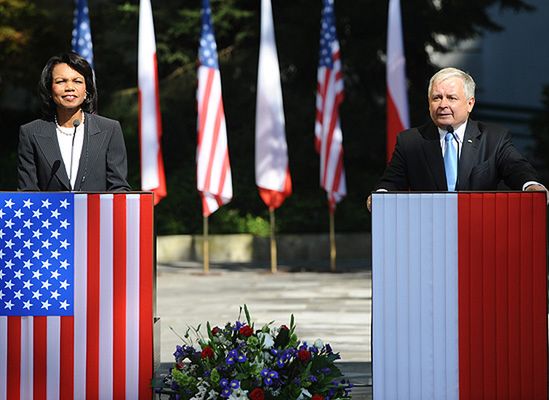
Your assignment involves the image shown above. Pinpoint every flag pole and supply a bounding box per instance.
[203,215,209,274]
[329,209,336,272]
[269,208,278,273]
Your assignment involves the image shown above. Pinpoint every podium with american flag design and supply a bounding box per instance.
[372,192,548,400]
[0,192,155,400]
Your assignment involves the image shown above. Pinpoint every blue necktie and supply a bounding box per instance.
[444,132,457,191]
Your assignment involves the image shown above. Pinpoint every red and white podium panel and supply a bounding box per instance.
[372,192,547,400]
[0,192,154,400]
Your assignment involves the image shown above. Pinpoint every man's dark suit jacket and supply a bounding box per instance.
[376,119,539,191]
[17,113,131,192]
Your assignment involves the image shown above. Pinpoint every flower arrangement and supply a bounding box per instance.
[164,305,352,400]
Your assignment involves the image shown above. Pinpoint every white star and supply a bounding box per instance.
[13,290,23,300]
[51,209,60,219]
[14,229,23,239]
[23,239,32,249]
[32,229,42,239]
[60,259,70,269]
[41,219,51,229]
[0,270,4,280]
[23,219,33,229]
[0,249,4,259]
[59,280,70,290]
[14,249,23,259]
[32,249,42,259]
[60,219,70,229]
[41,300,51,310]
[0,209,4,219]
[50,290,60,300]
[32,290,42,300]
[41,259,51,269]
[23,260,32,269]
[23,300,32,310]
[13,209,23,219]
[41,280,51,290]
[41,199,51,209]
[60,239,70,249]
[32,209,42,218]
[50,270,60,280]
[4,199,14,208]
[0,290,4,299]
[59,199,69,209]
[0,229,4,239]
[50,229,60,239]
[4,239,14,249]
[4,280,14,290]
[41,239,52,249]
[13,270,23,279]
[32,270,42,280]
[23,280,33,290]
[4,259,14,269]
[59,300,70,310]
[4,219,14,229]
[50,249,60,259]
[23,199,33,209]
[4,300,14,310]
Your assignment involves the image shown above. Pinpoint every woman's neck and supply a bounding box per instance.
[55,109,84,128]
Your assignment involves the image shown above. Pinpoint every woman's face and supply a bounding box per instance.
[51,63,87,112]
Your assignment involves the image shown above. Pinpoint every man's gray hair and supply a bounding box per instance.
[428,67,476,100]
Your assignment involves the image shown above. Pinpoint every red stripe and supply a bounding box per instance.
[139,194,154,399]
[203,94,224,193]
[113,195,127,399]
[7,316,21,400]
[59,317,74,400]
[86,194,100,400]
[197,69,215,150]
[33,316,47,400]
[386,90,405,163]
[152,54,167,204]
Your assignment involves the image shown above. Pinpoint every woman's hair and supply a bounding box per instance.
[38,52,97,119]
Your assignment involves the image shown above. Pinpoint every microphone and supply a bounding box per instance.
[69,119,81,190]
[46,160,61,190]
[446,125,460,189]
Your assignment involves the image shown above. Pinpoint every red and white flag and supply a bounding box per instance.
[138,0,167,205]
[315,0,346,211]
[196,0,233,217]
[372,192,547,399]
[386,0,409,162]
[0,193,154,399]
[255,0,292,210]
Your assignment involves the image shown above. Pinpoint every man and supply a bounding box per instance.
[367,67,545,211]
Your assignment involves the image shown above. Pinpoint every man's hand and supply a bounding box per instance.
[525,184,549,204]
[366,195,372,212]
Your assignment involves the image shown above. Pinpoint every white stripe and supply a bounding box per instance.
[99,194,114,399]
[372,193,458,400]
[0,317,6,400]
[125,195,140,399]
[74,194,88,399]
[20,316,32,400]
[46,317,60,400]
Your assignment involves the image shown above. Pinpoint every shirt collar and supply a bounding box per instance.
[438,120,468,143]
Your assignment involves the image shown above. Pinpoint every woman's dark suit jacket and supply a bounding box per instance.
[376,119,539,191]
[17,113,131,192]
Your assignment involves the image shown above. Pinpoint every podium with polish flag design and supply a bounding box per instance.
[372,192,547,400]
[0,192,155,400]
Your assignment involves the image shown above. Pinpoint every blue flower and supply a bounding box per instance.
[264,377,274,386]
[230,380,240,389]
[220,388,232,398]
[228,349,239,358]
[269,370,279,380]
[309,375,318,383]
[220,378,229,388]
[225,356,235,365]
[237,354,247,363]
[261,368,270,377]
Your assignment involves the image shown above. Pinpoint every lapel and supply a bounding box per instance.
[74,113,106,190]
[457,119,482,190]
[419,122,447,190]
[34,119,71,189]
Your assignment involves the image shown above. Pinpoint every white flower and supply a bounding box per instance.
[228,388,248,399]
[314,339,324,349]
[296,388,312,400]
[258,332,274,349]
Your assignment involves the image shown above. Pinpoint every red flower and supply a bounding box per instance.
[311,395,324,400]
[211,326,221,335]
[201,346,214,359]
[249,387,265,400]
[239,325,254,337]
[297,349,312,362]
[280,325,289,331]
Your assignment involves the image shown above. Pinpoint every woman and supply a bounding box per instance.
[17,52,131,191]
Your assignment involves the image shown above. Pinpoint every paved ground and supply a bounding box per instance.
[155,260,372,399]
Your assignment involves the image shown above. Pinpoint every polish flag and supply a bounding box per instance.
[372,192,547,400]
[386,0,409,162]
[255,0,292,210]
[138,0,167,205]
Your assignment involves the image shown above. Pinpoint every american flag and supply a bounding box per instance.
[196,0,233,216]
[0,193,154,399]
[315,0,346,211]
[71,0,94,67]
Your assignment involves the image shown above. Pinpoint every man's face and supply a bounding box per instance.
[428,77,475,129]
